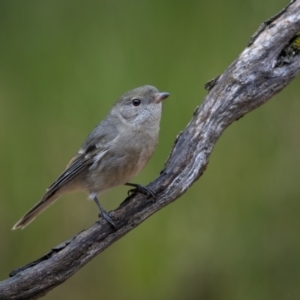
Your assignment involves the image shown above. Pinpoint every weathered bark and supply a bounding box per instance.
[1,1,300,299]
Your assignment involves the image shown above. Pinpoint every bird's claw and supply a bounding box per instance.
[126,184,156,200]
[98,211,117,229]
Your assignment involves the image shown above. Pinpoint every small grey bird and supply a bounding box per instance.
[12,85,169,230]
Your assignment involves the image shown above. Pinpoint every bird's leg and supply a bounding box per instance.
[125,183,156,200]
[90,193,116,228]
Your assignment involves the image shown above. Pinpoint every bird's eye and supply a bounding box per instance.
[131,99,141,107]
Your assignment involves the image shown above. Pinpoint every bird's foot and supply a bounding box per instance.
[125,183,156,201]
[91,193,117,229]
[98,211,117,229]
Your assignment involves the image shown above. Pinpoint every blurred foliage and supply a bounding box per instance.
[0,0,300,299]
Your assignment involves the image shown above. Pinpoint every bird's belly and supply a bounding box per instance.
[84,141,156,193]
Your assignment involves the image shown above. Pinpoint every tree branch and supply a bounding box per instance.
[1,1,300,299]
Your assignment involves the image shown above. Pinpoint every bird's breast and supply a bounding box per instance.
[85,127,159,193]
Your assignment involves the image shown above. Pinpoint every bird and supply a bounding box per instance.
[12,85,169,230]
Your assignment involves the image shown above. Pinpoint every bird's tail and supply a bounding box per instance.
[12,191,61,230]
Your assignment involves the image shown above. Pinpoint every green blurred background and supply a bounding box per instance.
[1,0,300,299]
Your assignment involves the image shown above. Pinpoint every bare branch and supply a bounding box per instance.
[1,1,300,299]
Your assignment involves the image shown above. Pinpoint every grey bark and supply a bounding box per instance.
[1,0,300,299]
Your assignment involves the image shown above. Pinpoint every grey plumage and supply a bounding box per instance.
[12,85,169,230]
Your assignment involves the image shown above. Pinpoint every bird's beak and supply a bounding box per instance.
[154,92,170,103]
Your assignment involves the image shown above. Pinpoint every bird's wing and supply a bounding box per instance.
[46,154,89,192]
[11,138,110,230]
[47,118,119,194]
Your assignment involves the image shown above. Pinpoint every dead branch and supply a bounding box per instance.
[1,1,300,299]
